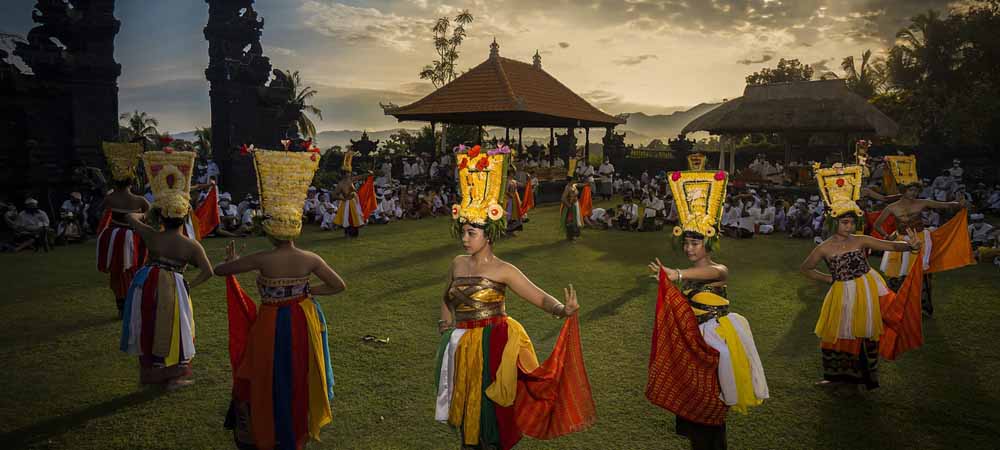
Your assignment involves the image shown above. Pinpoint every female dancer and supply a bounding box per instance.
[217,149,344,450]
[438,146,594,449]
[646,170,768,450]
[801,163,922,389]
[120,150,213,389]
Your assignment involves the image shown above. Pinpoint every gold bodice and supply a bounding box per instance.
[446,276,507,322]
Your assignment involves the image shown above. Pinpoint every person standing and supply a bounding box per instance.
[97,142,149,318]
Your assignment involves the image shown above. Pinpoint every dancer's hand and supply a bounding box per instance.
[647,257,664,279]
[225,240,245,262]
[904,228,922,251]
[563,284,579,316]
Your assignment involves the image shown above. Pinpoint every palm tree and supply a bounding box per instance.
[194,127,212,159]
[841,49,887,99]
[119,110,160,143]
[276,69,323,139]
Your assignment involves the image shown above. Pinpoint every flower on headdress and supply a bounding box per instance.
[280,139,291,150]
[671,171,682,181]
[487,202,504,221]
[310,153,318,162]
[163,146,175,154]
[159,136,174,145]
[451,204,461,219]
[454,144,467,153]
[468,145,481,158]
[458,157,469,170]
[714,171,726,181]
[475,157,490,171]
[488,144,511,156]
[836,178,845,187]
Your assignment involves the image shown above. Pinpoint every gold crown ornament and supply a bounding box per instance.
[667,170,728,245]
[342,148,355,173]
[142,150,196,219]
[812,163,863,218]
[687,153,707,171]
[451,144,510,242]
[885,155,919,187]
[252,149,321,240]
[102,142,143,181]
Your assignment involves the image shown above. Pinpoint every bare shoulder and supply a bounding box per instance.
[712,263,730,278]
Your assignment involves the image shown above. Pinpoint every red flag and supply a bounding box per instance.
[514,314,596,439]
[225,275,258,396]
[194,186,220,239]
[518,178,535,217]
[358,175,378,219]
[579,184,593,219]
[646,269,727,425]
[97,209,112,235]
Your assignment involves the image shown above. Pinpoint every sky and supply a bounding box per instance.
[0,0,963,134]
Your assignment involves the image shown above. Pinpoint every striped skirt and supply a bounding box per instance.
[815,269,891,389]
[231,297,334,450]
[880,229,932,277]
[120,265,195,382]
[333,197,365,228]
[96,224,146,298]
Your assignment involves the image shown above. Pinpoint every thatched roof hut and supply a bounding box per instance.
[683,79,897,136]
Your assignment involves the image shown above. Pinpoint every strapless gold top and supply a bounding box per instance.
[446,276,507,322]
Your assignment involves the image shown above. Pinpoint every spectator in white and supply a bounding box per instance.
[773,199,788,232]
[932,171,956,202]
[219,192,240,232]
[619,196,640,230]
[538,157,550,168]
[640,170,650,185]
[237,193,254,217]
[381,160,393,179]
[525,158,538,169]
[949,158,963,181]
[205,158,220,181]
[969,213,994,247]
[721,197,742,230]
[597,158,615,200]
[374,172,391,188]
[587,207,614,229]
[3,203,18,230]
[920,178,935,199]
[788,198,814,238]
[59,191,87,237]
[429,160,440,179]
[551,157,564,168]
[988,185,1000,213]
[14,198,50,251]
[758,204,776,234]
[303,187,319,223]
[432,190,449,216]
[807,195,824,216]
[922,208,941,229]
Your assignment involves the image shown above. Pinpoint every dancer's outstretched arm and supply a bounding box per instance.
[501,263,579,318]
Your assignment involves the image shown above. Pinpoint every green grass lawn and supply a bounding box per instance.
[1,202,999,449]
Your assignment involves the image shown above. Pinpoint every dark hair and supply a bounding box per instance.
[162,217,186,230]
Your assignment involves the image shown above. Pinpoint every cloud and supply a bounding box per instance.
[558,42,570,48]
[810,58,835,73]
[581,90,688,116]
[615,54,658,66]
[264,46,297,57]
[736,54,775,65]
[300,1,434,52]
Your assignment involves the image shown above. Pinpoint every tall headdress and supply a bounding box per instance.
[252,149,321,240]
[813,163,863,218]
[142,150,196,219]
[667,170,728,246]
[884,155,919,187]
[451,144,510,243]
[102,142,143,181]
[687,153,707,171]
[342,148,355,173]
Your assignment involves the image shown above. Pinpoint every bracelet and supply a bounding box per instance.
[675,269,683,283]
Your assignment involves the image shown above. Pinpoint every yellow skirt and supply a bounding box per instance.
[815,269,890,343]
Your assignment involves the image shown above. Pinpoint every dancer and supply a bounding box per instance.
[560,178,585,241]
[646,170,768,450]
[120,150,213,388]
[439,145,595,450]
[874,155,964,316]
[217,149,344,450]
[331,152,372,238]
[97,142,148,318]
[800,164,922,389]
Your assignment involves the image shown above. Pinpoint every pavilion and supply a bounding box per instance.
[682,78,899,171]
[383,39,625,162]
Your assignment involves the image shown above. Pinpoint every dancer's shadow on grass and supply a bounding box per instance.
[538,274,651,344]
[0,388,165,448]
[0,314,119,352]
[771,284,826,358]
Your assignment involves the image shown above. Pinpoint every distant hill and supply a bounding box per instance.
[175,102,724,150]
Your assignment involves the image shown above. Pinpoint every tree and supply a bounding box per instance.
[418,10,474,156]
[745,58,814,85]
[382,129,415,156]
[274,69,323,138]
[194,127,212,159]
[841,49,887,99]
[119,110,159,143]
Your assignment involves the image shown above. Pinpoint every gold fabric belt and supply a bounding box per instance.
[453,302,506,322]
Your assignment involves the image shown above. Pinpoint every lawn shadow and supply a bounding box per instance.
[538,274,650,343]
[0,313,119,352]
[356,242,456,273]
[770,284,826,357]
[1,388,166,448]
[498,240,571,262]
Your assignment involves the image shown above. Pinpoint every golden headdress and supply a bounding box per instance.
[667,170,728,243]
[687,153,707,171]
[142,150,196,219]
[885,155,919,187]
[451,144,510,242]
[102,142,143,181]
[342,148,355,173]
[252,149,321,240]
[813,163,863,218]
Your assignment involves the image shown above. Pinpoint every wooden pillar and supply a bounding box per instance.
[718,135,726,171]
[505,127,510,144]
[518,128,523,154]
[730,135,736,171]
[477,125,483,145]
[585,128,590,163]
[430,122,436,157]
[783,134,792,167]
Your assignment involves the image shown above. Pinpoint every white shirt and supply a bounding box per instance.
[598,163,615,177]
[219,203,238,218]
[552,159,564,168]
[970,223,993,242]
[17,210,49,231]
[590,208,607,222]
[722,205,741,227]
[621,203,639,219]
